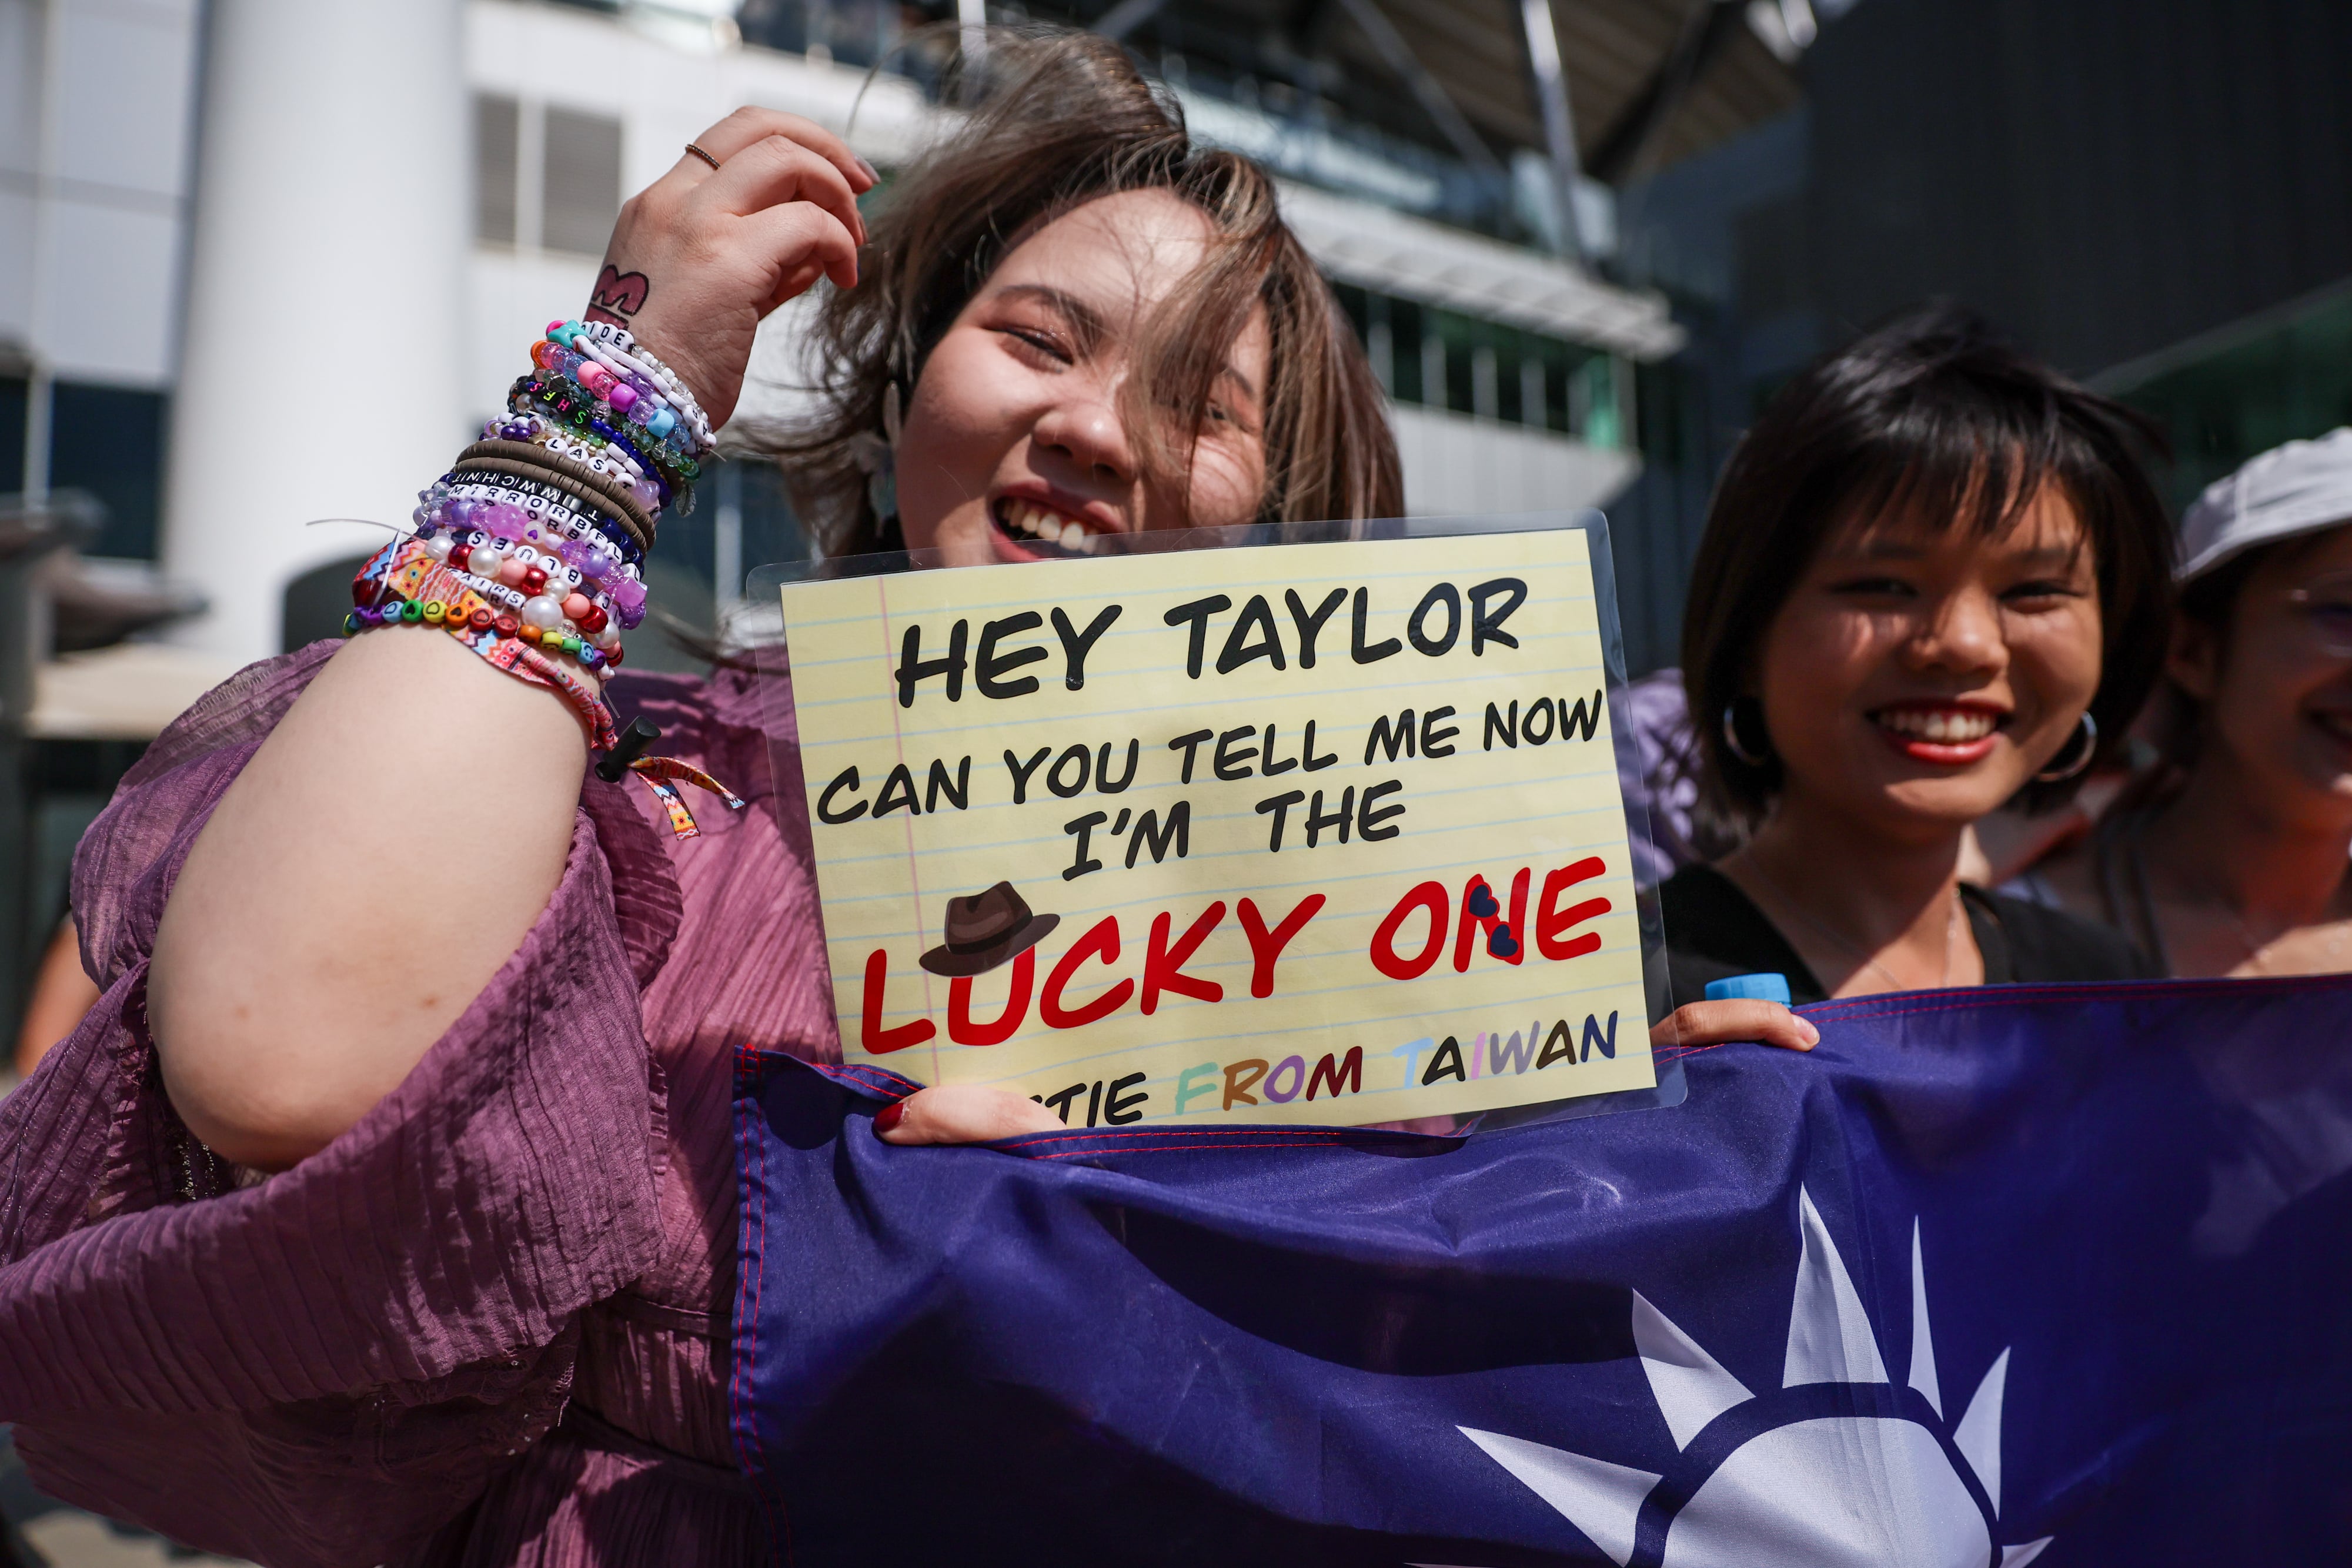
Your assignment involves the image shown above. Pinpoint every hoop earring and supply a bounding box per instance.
[2034,711,2099,783]
[1721,700,1772,767]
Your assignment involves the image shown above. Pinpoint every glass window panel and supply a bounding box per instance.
[542,107,623,257]
[49,382,168,559]
[1387,297,1424,405]
[1445,339,1473,415]
[474,93,519,246]
[1579,356,1622,450]
[2109,289,2352,516]
[0,377,25,494]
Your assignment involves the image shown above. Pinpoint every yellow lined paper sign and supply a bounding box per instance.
[778,525,1655,1126]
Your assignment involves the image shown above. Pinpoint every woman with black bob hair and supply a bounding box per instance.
[1662,303,2171,1005]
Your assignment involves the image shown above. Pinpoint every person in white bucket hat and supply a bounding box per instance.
[2032,427,2352,975]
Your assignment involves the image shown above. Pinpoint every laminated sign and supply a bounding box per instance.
[775,524,1658,1127]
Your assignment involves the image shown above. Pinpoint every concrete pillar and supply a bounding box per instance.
[164,0,466,662]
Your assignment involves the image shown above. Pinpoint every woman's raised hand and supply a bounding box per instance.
[587,107,876,430]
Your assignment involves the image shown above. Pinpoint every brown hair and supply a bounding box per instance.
[1679,302,2174,836]
[755,29,1401,553]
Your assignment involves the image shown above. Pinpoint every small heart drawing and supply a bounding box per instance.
[1467,885,1501,920]
[1487,924,1520,959]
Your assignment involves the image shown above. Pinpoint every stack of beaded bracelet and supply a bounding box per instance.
[339,322,709,746]
[512,320,711,513]
[346,533,622,750]
[342,323,742,836]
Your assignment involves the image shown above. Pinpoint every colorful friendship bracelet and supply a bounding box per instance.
[350,536,623,672]
[566,319,716,452]
[505,373,681,503]
[460,439,659,541]
[425,479,642,582]
[532,322,713,465]
[527,329,709,473]
[514,375,701,505]
[435,471,647,571]
[344,539,623,753]
[488,403,654,482]
[544,325,690,436]
[416,497,644,632]
[487,408,663,498]
[435,479,644,585]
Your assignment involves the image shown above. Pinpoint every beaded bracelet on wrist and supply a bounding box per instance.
[544,322,694,429]
[445,464,647,568]
[502,376,678,502]
[457,443,659,550]
[427,477,642,583]
[513,370,701,499]
[346,538,622,744]
[436,477,644,583]
[520,340,702,465]
[416,484,644,627]
[489,409,663,499]
[563,319,716,451]
[360,535,621,661]
[436,486,646,599]
[432,537,620,638]
[545,317,714,463]
[345,538,741,838]
[487,404,653,484]
[460,439,659,541]
[417,511,642,635]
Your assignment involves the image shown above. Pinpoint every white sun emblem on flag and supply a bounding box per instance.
[1453,1189,2054,1568]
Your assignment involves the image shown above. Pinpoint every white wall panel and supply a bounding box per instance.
[1,0,198,373]
[56,1,195,196]
[0,0,39,177]
[1391,402,1640,519]
[0,189,32,347]
[40,200,178,382]
[467,245,598,418]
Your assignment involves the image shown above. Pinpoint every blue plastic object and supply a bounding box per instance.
[1705,972,1793,1004]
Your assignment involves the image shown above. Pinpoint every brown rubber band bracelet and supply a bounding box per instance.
[459,439,660,546]
[458,440,658,545]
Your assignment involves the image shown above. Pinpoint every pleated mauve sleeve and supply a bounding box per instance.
[0,644,680,1568]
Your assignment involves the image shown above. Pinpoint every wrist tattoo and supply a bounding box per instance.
[586,264,650,327]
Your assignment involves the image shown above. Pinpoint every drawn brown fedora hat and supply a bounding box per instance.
[918,881,1062,977]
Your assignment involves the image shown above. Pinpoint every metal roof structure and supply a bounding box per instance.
[721,0,1810,355]
[1276,180,1682,358]
[1061,0,1803,186]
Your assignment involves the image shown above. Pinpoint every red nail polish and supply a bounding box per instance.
[873,1100,907,1136]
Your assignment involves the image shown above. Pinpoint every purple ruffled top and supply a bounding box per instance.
[0,643,834,1566]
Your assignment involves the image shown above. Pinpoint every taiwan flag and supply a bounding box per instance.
[729,974,2352,1566]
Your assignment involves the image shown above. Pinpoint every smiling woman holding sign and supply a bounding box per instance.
[0,30,1800,1567]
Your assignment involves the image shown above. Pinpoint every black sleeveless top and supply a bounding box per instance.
[1657,863,2159,1010]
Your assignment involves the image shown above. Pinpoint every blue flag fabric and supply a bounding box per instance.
[730,975,2352,1566]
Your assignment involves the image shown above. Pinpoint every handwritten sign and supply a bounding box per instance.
[777,526,1655,1126]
